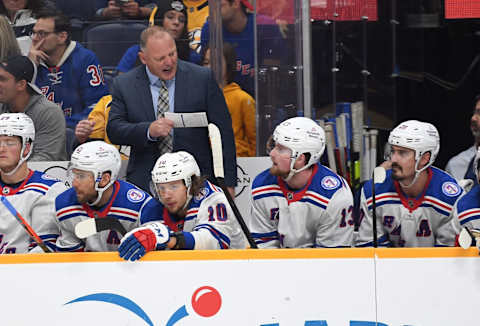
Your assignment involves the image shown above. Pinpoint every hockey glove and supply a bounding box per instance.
[118,222,171,261]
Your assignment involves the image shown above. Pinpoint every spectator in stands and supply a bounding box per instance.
[0,0,55,54]
[28,10,108,156]
[117,0,192,73]
[202,43,255,157]
[445,95,480,185]
[0,15,21,61]
[74,95,130,160]
[107,26,236,194]
[183,0,209,61]
[95,0,155,20]
[200,0,285,96]
[0,55,67,161]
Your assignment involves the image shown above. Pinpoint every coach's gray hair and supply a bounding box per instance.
[140,25,172,51]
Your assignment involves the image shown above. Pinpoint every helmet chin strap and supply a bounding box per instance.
[283,154,310,182]
[398,159,429,189]
[1,144,31,177]
[182,185,192,210]
[87,176,113,207]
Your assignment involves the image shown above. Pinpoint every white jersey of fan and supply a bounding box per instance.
[355,167,462,247]
[143,180,247,249]
[248,163,354,248]
[0,170,67,254]
[55,180,162,252]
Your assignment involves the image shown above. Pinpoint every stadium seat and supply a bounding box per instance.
[55,0,97,21]
[83,20,147,68]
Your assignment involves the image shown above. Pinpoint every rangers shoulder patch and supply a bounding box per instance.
[321,176,340,190]
[126,188,146,203]
[441,182,461,197]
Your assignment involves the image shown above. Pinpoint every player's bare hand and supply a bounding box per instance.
[379,160,392,170]
[28,39,49,65]
[227,187,235,199]
[149,118,174,138]
[75,119,95,144]
[103,0,122,18]
[121,0,141,17]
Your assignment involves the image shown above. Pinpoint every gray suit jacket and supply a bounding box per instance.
[107,60,237,192]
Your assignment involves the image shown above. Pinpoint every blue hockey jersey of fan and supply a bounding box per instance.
[35,41,108,128]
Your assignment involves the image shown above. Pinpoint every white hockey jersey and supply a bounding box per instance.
[0,170,67,254]
[248,163,354,248]
[355,167,462,247]
[55,180,162,252]
[451,184,480,238]
[142,180,247,249]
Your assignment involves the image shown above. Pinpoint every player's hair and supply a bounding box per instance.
[189,175,207,197]
[36,9,72,46]
[0,0,50,15]
[0,16,21,62]
[474,94,480,108]
[140,26,172,51]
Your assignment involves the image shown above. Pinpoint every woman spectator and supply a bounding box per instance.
[203,43,256,157]
[0,0,54,54]
[0,15,21,61]
[116,0,193,73]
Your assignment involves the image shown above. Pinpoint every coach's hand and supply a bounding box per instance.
[148,118,174,138]
[118,222,172,261]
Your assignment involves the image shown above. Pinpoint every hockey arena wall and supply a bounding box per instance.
[0,248,479,325]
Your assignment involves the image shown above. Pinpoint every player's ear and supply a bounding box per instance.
[419,151,431,168]
[99,172,111,188]
[23,141,31,158]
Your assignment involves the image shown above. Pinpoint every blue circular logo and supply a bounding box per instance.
[442,182,460,197]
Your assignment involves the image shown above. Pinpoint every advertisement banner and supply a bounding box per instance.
[0,248,478,325]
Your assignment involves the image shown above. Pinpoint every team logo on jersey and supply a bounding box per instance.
[321,176,340,190]
[126,189,145,203]
[2,187,10,195]
[194,187,209,202]
[41,174,59,181]
[442,182,461,197]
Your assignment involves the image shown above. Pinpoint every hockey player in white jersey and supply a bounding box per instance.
[451,147,480,245]
[355,120,461,247]
[118,151,246,261]
[55,141,162,252]
[0,113,66,253]
[248,117,354,248]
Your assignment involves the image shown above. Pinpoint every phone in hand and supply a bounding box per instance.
[115,0,129,6]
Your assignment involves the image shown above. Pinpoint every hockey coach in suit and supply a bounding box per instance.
[107,26,237,193]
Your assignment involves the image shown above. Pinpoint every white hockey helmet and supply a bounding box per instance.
[272,117,325,180]
[69,141,121,206]
[151,151,200,208]
[388,120,440,186]
[0,113,35,175]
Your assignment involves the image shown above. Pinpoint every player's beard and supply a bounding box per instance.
[76,190,97,205]
[270,165,289,179]
[390,163,404,181]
